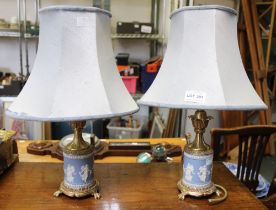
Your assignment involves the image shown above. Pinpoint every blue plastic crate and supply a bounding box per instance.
[140,64,160,93]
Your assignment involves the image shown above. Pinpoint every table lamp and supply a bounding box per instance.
[7,5,138,199]
[138,5,267,203]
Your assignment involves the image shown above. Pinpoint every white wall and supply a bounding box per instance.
[111,0,157,63]
[193,0,237,8]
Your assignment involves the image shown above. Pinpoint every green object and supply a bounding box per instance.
[136,152,152,164]
[152,144,166,161]
[29,25,39,36]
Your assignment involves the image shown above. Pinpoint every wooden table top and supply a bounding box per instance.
[0,162,267,210]
[17,138,186,163]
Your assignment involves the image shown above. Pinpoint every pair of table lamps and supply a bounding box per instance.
[7,5,266,202]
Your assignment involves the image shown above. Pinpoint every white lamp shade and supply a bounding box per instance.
[7,6,138,121]
[138,5,267,110]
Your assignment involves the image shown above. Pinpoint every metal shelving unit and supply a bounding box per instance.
[107,0,166,57]
[111,33,163,40]
[2,0,165,76]
[1,0,40,77]
[0,30,20,38]
[0,30,38,39]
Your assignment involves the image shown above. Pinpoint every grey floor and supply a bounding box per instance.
[260,141,276,183]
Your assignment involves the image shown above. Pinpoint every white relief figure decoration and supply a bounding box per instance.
[79,164,92,183]
[65,164,75,183]
[197,158,211,182]
[198,165,209,182]
[184,163,194,181]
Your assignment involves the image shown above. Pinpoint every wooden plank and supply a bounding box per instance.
[257,2,274,5]
[44,122,52,140]
[264,0,276,69]
[163,109,178,138]
[259,5,272,19]
[238,10,247,66]
[251,0,272,124]
[168,109,178,137]
[256,0,276,98]
[267,1,276,97]
[17,138,187,163]
[252,0,275,155]
[241,0,268,125]
[259,23,269,35]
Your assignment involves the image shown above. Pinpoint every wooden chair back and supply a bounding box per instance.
[211,125,276,193]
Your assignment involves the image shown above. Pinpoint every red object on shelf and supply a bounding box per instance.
[122,76,138,94]
[117,65,130,72]
[146,57,162,73]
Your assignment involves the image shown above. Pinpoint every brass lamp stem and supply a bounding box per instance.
[193,130,209,151]
[65,121,89,152]
[186,110,213,153]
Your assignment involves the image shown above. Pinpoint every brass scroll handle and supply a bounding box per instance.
[208,184,228,205]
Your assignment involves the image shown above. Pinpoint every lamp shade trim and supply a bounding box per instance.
[6,108,139,122]
[39,5,111,17]
[170,5,237,19]
[137,100,267,111]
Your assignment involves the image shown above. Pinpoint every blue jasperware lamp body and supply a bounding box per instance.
[182,152,213,189]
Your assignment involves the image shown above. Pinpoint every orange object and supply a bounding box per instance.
[117,65,130,72]
[146,58,162,73]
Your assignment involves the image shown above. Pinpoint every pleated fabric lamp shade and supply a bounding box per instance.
[6,5,139,199]
[7,5,138,122]
[138,5,266,111]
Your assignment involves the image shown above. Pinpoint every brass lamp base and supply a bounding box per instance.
[54,179,101,199]
[177,181,227,204]
[177,180,216,199]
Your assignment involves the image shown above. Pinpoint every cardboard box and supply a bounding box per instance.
[116,22,153,34]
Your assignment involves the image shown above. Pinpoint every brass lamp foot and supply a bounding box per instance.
[54,179,101,199]
[177,180,227,204]
[177,180,216,200]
